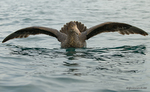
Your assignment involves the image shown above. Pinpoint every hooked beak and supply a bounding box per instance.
[73,26,81,35]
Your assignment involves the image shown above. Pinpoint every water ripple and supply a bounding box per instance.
[5,44,146,61]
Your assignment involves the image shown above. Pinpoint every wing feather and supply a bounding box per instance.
[86,22,148,39]
[2,26,66,43]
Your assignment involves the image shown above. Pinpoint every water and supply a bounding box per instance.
[0,0,150,92]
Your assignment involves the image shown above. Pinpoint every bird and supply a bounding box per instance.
[2,21,148,48]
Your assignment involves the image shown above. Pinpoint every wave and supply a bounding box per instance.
[5,44,146,60]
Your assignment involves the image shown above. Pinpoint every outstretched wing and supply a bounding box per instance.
[86,22,148,40]
[2,26,66,43]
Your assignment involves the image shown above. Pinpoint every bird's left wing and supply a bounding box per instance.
[85,22,148,40]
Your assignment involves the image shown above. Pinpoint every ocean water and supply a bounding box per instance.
[0,0,150,92]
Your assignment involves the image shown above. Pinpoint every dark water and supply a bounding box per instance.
[0,0,150,92]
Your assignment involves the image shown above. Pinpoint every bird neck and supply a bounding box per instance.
[66,32,80,47]
[67,32,78,41]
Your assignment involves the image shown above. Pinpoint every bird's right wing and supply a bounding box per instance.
[2,26,66,43]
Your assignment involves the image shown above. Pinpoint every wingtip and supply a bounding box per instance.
[2,38,8,43]
[2,40,6,43]
[130,26,149,36]
[145,32,148,36]
[142,32,148,36]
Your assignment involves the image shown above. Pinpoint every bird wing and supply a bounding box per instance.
[2,26,66,43]
[85,22,148,40]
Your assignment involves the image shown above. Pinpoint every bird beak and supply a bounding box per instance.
[74,26,81,35]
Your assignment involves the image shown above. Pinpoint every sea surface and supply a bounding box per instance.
[0,0,150,92]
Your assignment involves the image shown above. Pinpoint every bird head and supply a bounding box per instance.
[68,21,81,35]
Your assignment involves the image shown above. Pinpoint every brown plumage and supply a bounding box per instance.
[2,21,148,48]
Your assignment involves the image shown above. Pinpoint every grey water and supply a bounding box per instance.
[0,0,150,92]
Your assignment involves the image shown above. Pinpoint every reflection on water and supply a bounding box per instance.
[7,44,146,61]
[7,44,146,72]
